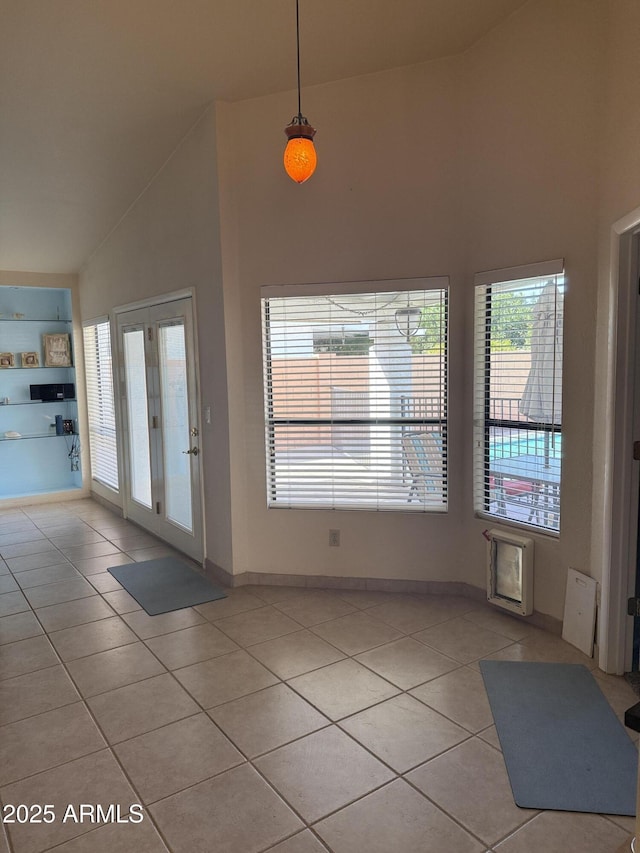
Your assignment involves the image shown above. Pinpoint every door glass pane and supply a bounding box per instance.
[158,322,193,532]
[123,328,152,508]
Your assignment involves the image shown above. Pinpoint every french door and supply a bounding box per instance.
[116,296,203,562]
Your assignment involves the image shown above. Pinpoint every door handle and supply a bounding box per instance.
[182,447,199,456]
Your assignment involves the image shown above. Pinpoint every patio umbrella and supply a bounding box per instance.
[518,281,563,465]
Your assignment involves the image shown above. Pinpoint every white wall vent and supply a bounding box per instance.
[486,528,534,616]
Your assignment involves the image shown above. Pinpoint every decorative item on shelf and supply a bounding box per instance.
[13,313,25,320]
[68,436,80,471]
[3,431,21,439]
[0,352,15,368]
[283,0,317,184]
[43,333,72,367]
[20,351,40,368]
[30,383,75,401]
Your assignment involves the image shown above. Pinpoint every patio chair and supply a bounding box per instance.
[402,431,443,503]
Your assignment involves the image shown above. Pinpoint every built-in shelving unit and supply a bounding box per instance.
[0,285,82,499]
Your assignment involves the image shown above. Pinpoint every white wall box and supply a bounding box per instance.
[0,285,82,499]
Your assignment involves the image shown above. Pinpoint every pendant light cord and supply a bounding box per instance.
[296,0,302,117]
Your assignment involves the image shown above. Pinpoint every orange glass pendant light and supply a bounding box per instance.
[284,0,317,184]
[284,118,316,184]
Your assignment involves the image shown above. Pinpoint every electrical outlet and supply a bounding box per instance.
[329,529,340,547]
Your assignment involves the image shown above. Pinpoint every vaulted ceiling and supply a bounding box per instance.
[0,0,527,273]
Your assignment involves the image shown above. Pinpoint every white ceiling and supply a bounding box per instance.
[0,0,526,274]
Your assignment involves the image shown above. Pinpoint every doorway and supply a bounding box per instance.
[116,295,203,562]
[631,234,640,671]
[602,214,640,675]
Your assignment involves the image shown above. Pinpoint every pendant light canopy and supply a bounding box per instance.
[284,0,316,184]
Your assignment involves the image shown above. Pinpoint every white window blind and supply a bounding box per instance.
[473,262,564,532]
[83,320,119,491]
[261,280,448,511]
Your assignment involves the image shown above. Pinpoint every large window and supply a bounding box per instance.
[83,319,119,491]
[261,279,448,511]
[473,260,564,533]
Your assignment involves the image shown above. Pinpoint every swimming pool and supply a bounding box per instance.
[489,431,562,462]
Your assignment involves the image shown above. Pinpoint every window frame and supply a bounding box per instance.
[261,277,449,512]
[473,259,564,535]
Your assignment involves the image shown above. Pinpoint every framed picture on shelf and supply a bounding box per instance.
[43,333,72,367]
[0,353,15,368]
[21,351,40,368]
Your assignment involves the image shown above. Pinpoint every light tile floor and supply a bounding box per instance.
[0,498,636,853]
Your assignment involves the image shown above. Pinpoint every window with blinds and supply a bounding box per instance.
[261,279,448,511]
[473,260,564,532]
[83,320,119,491]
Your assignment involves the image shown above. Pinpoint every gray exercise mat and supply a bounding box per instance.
[479,660,637,815]
[108,556,226,616]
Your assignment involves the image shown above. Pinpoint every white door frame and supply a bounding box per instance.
[113,288,205,563]
[600,207,640,674]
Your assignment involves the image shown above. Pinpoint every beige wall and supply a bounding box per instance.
[79,108,234,571]
[216,55,467,581]
[216,0,604,619]
[461,0,604,617]
[78,0,640,626]
[591,0,640,662]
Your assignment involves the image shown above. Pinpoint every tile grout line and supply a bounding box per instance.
[54,544,490,849]
[44,545,339,843]
[1,500,634,852]
[400,761,540,850]
[212,600,525,849]
[25,526,177,851]
[0,509,177,853]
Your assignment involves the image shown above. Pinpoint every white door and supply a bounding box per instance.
[117,297,203,562]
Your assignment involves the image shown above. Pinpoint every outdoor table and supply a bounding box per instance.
[490,454,561,524]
